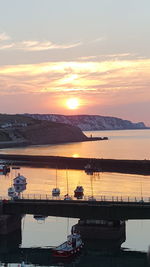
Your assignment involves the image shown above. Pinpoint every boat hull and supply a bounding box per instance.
[52,243,83,258]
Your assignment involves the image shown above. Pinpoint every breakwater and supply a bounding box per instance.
[0,154,150,175]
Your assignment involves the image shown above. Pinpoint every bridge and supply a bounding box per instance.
[1,195,150,220]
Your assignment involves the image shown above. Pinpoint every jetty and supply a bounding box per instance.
[0,154,150,175]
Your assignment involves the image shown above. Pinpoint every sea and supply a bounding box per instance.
[0,129,150,266]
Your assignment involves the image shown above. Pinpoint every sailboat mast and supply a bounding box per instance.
[56,168,57,188]
[90,175,94,197]
[66,169,69,195]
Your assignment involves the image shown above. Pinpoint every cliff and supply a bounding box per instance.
[24,114,147,131]
[0,114,87,147]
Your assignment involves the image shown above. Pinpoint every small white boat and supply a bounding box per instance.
[13,173,27,186]
[52,187,60,197]
[74,186,84,199]
[8,186,19,199]
[52,232,84,258]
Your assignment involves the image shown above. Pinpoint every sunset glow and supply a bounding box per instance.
[66,98,80,110]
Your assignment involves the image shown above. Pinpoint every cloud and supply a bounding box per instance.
[0,59,150,105]
[0,38,82,51]
[0,32,11,41]
[91,36,107,43]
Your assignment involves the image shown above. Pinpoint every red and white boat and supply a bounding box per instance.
[52,232,84,258]
[74,186,84,199]
[0,164,10,173]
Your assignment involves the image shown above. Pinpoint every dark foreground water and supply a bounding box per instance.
[0,129,150,266]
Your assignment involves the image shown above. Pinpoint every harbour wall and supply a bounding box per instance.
[0,154,150,175]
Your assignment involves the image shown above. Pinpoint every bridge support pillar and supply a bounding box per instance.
[72,219,126,251]
[0,215,21,235]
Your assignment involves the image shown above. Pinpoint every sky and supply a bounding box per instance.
[0,0,150,125]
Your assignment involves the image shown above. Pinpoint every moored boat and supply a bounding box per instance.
[13,173,27,186]
[8,186,19,199]
[0,164,10,174]
[52,169,60,197]
[52,187,60,197]
[74,186,84,199]
[64,194,72,200]
[52,232,84,258]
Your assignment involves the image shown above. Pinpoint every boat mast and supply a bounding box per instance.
[66,169,69,195]
[90,174,94,197]
[56,168,57,188]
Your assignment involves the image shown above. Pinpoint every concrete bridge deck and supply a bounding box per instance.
[1,196,150,220]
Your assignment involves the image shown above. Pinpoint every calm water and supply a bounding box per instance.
[1,129,150,160]
[1,129,150,266]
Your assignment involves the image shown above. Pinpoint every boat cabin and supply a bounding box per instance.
[52,187,60,197]
[74,186,84,199]
[13,173,27,186]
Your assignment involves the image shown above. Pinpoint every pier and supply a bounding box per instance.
[0,154,150,175]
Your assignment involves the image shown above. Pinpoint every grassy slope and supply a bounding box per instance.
[0,114,87,144]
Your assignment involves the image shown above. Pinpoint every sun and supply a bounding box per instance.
[66,98,79,110]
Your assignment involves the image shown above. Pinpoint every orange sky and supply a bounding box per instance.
[0,0,150,125]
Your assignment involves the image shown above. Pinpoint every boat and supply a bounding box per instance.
[52,169,60,197]
[64,194,72,200]
[63,170,72,200]
[52,232,84,258]
[13,173,27,186]
[74,186,84,199]
[14,183,26,193]
[8,186,19,199]
[0,164,10,174]
[33,215,48,221]
[52,187,60,197]
[84,163,100,174]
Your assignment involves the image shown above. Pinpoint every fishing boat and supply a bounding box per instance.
[13,173,27,186]
[74,186,84,199]
[52,169,60,197]
[52,232,84,258]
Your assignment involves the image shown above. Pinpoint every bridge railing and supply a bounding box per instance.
[1,194,150,203]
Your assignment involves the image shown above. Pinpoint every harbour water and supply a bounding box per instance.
[0,129,150,266]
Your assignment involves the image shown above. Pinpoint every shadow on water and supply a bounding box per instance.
[0,217,149,266]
